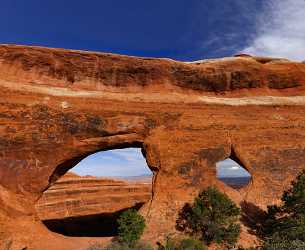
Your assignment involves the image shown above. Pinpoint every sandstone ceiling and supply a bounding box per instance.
[0,44,305,249]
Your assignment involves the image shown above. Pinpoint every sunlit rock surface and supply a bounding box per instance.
[36,172,151,220]
[0,44,305,249]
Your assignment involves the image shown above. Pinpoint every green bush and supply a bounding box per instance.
[263,235,305,250]
[177,186,241,248]
[157,236,206,250]
[261,169,305,249]
[178,237,207,250]
[157,236,176,250]
[132,242,153,250]
[117,209,146,247]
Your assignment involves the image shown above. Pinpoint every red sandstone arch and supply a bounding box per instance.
[1,45,305,249]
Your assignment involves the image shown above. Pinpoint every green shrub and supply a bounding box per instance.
[117,209,146,247]
[177,186,241,248]
[157,236,176,250]
[261,169,305,249]
[263,235,305,250]
[178,237,207,250]
[157,236,206,250]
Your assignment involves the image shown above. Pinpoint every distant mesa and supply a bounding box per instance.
[36,172,152,221]
[234,53,253,57]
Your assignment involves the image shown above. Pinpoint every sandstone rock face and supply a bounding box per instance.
[36,172,151,221]
[35,172,151,237]
[0,44,305,249]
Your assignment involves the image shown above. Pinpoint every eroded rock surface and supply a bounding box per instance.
[0,44,305,249]
[34,172,151,238]
[36,172,151,221]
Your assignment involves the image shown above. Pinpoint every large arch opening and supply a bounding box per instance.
[216,158,251,189]
[36,148,153,237]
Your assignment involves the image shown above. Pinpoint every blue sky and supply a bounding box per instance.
[72,149,250,178]
[72,148,152,177]
[2,0,304,177]
[2,0,304,60]
[1,0,260,60]
[216,159,251,178]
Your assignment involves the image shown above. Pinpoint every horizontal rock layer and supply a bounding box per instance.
[0,44,305,97]
[36,173,151,221]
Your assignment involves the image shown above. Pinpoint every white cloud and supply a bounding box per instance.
[230,166,240,170]
[242,0,305,61]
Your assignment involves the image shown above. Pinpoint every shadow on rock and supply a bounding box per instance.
[240,201,267,238]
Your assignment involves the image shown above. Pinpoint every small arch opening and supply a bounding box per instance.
[216,158,251,189]
[36,148,153,237]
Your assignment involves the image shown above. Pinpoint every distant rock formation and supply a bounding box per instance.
[36,172,151,221]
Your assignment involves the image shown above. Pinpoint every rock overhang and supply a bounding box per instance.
[0,44,305,96]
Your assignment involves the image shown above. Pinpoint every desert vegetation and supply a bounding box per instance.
[117,209,146,248]
[86,170,305,250]
[259,169,305,250]
[86,209,151,250]
[157,236,207,250]
[86,186,240,250]
[176,186,241,249]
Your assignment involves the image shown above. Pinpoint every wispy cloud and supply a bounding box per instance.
[230,166,240,170]
[186,0,261,59]
[242,0,305,61]
[111,148,144,163]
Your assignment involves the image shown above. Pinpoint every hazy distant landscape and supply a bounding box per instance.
[116,174,153,183]
[120,175,251,189]
[219,177,251,189]
[70,172,251,189]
